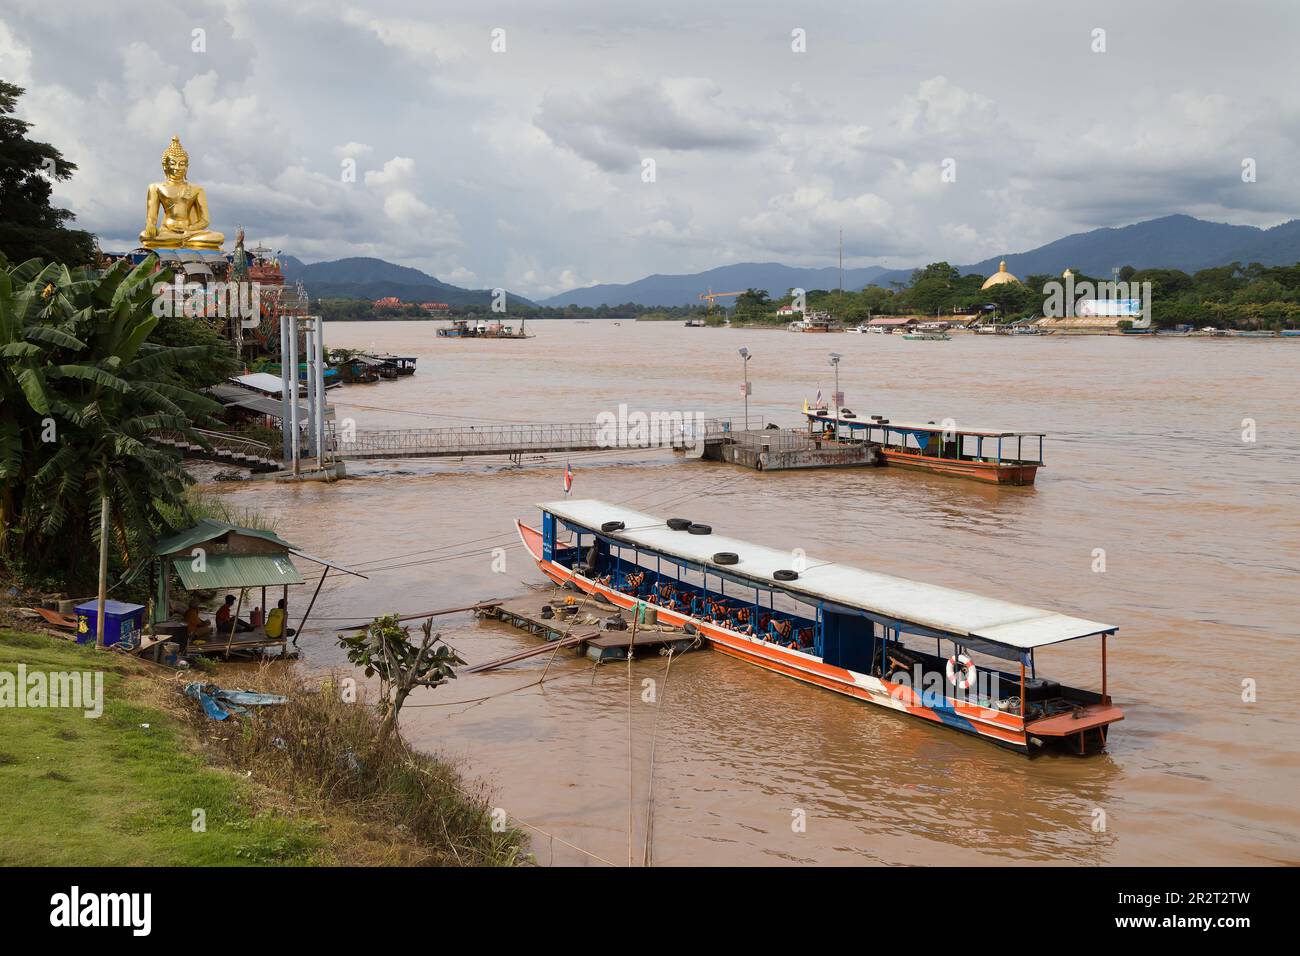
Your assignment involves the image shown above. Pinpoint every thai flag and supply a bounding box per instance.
[815,387,822,405]
[564,461,573,494]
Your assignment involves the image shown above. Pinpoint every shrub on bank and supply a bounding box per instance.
[185,665,527,866]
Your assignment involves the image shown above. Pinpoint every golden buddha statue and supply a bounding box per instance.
[139,136,224,250]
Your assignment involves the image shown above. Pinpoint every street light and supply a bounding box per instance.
[828,352,842,440]
[738,347,752,430]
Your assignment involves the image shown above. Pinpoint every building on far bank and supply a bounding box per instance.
[981,260,1022,290]
[866,315,919,330]
[420,302,451,315]
[373,296,403,309]
[1036,269,1143,333]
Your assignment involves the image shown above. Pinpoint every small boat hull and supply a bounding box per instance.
[879,448,1040,485]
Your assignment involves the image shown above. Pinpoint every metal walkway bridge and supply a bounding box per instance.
[333,418,740,461]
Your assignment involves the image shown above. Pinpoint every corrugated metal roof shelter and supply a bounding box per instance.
[538,499,1115,651]
[231,372,294,397]
[153,519,295,556]
[171,553,304,590]
[149,521,367,649]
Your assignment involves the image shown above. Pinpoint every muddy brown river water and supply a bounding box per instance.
[206,320,1299,865]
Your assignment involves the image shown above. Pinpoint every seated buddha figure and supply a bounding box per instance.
[139,136,224,250]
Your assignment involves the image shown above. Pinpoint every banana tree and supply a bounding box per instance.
[0,254,222,601]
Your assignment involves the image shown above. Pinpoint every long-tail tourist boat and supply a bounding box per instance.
[516,500,1121,756]
[803,401,1044,485]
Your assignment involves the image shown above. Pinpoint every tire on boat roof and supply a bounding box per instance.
[666,517,692,530]
[713,551,739,565]
[773,569,799,581]
[687,523,712,535]
[601,520,625,532]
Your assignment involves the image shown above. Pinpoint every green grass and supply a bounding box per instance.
[0,631,325,866]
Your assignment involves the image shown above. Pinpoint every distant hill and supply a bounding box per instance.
[869,215,1300,286]
[540,262,890,308]
[279,256,536,308]
[543,215,1300,305]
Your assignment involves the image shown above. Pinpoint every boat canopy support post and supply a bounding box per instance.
[1102,634,1108,703]
[1019,656,1026,720]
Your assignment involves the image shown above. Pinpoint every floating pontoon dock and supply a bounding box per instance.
[474,590,700,666]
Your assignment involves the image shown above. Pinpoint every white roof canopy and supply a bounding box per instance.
[539,499,1115,650]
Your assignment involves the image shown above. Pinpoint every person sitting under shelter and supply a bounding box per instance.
[264,599,296,640]
[215,594,253,634]
[184,601,212,642]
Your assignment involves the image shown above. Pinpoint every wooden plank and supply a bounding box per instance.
[1025,705,1124,736]
[335,601,502,631]
[462,632,593,673]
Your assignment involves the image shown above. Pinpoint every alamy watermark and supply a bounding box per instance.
[152,277,262,328]
[887,661,1002,710]
[0,663,103,718]
[50,886,150,936]
[595,403,708,458]
[1043,275,1152,328]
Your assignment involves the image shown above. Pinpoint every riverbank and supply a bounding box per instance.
[0,628,526,866]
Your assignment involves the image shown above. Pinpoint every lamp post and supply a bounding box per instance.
[738,347,752,430]
[829,352,842,440]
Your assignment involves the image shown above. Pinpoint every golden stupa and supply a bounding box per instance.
[139,136,224,250]
[981,259,1021,290]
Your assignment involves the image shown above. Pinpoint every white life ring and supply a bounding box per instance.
[946,653,976,690]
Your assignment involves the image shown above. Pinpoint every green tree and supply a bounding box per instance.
[338,615,464,748]
[0,255,220,589]
[734,288,772,320]
[0,82,95,266]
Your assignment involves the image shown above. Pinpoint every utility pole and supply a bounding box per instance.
[96,486,108,649]
[829,353,842,440]
[838,228,844,296]
[738,347,752,429]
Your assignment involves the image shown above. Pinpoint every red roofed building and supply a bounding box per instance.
[373,297,403,309]
[420,302,451,314]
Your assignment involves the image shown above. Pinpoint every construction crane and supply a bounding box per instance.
[698,289,746,312]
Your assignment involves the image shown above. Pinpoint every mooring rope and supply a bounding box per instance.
[626,609,638,868]
[641,643,676,867]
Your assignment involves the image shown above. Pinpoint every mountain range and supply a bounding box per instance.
[280,215,1300,308]
[543,215,1300,306]
[537,263,891,308]
[864,215,1300,289]
[277,256,537,308]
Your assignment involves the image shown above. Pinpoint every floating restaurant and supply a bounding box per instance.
[803,401,1045,485]
[518,500,1122,755]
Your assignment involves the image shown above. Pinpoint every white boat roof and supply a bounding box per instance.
[805,409,1044,438]
[539,499,1115,650]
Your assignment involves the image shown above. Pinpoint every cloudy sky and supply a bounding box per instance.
[3,0,1298,297]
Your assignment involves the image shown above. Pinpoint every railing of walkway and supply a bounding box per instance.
[334,417,743,456]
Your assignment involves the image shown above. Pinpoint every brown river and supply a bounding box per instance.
[205,320,1300,866]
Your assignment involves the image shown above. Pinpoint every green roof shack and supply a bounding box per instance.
[151,519,361,651]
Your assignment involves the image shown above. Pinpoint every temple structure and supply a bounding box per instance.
[140,136,224,250]
[981,260,1022,290]
[119,137,307,360]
